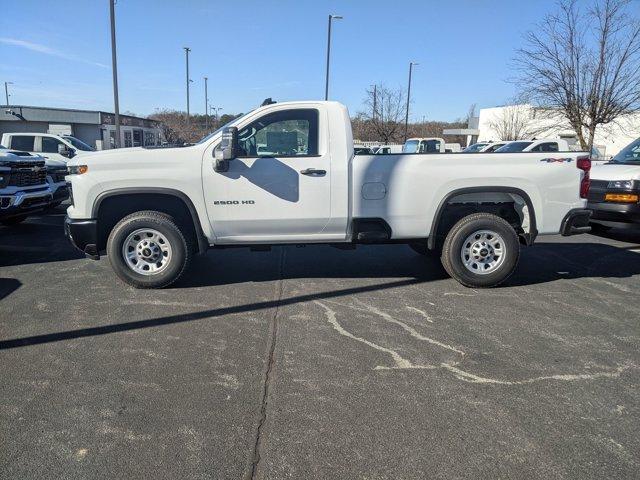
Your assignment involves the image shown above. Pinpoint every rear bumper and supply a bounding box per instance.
[64,216,100,259]
[587,201,640,226]
[560,208,592,236]
[0,187,53,219]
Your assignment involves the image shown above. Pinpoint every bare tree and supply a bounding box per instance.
[487,104,533,140]
[359,84,406,144]
[514,0,640,150]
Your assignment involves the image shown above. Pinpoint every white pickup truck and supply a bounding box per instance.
[64,101,592,289]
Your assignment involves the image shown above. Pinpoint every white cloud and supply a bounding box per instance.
[0,37,109,69]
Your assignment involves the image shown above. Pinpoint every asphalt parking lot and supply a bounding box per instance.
[1,205,639,480]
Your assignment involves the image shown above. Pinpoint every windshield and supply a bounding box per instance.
[195,112,251,145]
[611,138,640,164]
[495,141,532,153]
[402,140,420,153]
[63,136,95,151]
[462,143,488,153]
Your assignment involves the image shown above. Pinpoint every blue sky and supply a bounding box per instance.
[2,0,568,121]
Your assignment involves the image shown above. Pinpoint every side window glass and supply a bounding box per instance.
[237,109,319,157]
[10,135,35,151]
[41,137,63,153]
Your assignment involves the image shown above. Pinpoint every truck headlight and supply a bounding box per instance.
[607,180,634,189]
[67,165,88,175]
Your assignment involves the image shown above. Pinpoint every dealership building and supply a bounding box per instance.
[0,105,164,150]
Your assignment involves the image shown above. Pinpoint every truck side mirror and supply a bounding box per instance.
[58,144,75,159]
[214,126,238,172]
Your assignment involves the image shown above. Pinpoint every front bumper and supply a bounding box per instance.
[587,201,640,226]
[560,208,592,236]
[64,216,100,259]
[50,182,70,203]
[0,187,53,219]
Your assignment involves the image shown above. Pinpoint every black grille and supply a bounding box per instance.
[49,169,67,183]
[8,165,48,187]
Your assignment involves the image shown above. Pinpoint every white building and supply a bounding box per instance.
[0,105,165,150]
[477,104,640,157]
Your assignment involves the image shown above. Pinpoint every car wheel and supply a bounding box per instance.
[1,215,28,226]
[441,213,520,288]
[107,210,193,289]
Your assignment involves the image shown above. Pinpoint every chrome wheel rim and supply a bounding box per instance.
[122,228,172,275]
[460,230,506,275]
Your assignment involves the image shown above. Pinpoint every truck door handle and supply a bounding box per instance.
[300,168,326,176]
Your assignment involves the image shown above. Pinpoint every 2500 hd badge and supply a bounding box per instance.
[213,200,255,205]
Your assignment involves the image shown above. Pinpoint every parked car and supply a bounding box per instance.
[402,137,446,153]
[494,139,570,153]
[65,100,591,289]
[354,146,375,155]
[444,143,462,153]
[0,146,53,225]
[1,133,95,164]
[462,143,489,153]
[588,137,640,231]
[479,141,509,153]
[374,145,403,154]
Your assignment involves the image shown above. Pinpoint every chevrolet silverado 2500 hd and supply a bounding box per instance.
[1,147,53,225]
[64,101,592,288]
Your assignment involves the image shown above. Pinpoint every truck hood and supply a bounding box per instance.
[591,163,640,181]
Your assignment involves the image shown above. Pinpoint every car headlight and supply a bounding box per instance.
[67,165,88,175]
[607,180,634,189]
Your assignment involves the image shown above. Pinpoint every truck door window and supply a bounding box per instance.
[41,136,63,153]
[10,135,35,151]
[237,109,319,157]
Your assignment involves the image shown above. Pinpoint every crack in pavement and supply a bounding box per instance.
[249,248,285,480]
[314,300,634,384]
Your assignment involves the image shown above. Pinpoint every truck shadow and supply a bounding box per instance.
[0,205,85,267]
[0,278,21,301]
[176,240,640,289]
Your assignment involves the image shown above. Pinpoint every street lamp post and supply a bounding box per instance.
[4,81,13,106]
[204,76,208,129]
[184,47,192,123]
[370,84,377,120]
[109,0,120,148]
[404,62,418,142]
[324,14,343,101]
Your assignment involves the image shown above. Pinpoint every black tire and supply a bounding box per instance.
[441,213,520,288]
[1,215,28,226]
[409,241,439,256]
[106,210,193,289]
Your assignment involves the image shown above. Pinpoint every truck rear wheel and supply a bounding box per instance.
[440,213,519,288]
[106,210,192,289]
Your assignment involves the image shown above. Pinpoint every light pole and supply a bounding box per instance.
[209,105,222,127]
[370,84,377,120]
[4,81,13,106]
[184,47,192,123]
[204,76,208,129]
[109,0,120,148]
[404,62,418,141]
[324,14,343,101]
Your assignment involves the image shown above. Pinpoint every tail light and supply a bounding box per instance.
[577,155,591,199]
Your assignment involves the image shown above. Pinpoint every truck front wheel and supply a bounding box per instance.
[440,213,520,288]
[106,210,193,289]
